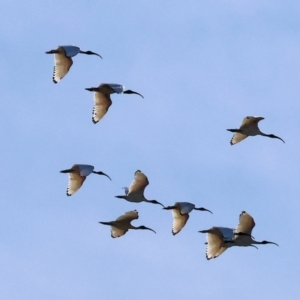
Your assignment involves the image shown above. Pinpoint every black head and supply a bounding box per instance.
[93,171,112,181]
[268,134,285,143]
[138,226,156,234]
[261,240,279,246]
[123,90,144,98]
[80,50,102,58]
[194,207,213,214]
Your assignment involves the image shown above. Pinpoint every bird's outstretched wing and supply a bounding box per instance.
[53,53,73,83]
[128,171,149,195]
[116,210,139,223]
[92,93,112,124]
[66,173,86,196]
[235,211,255,236]
[201,227,229,260]
[230,132,248,145]
[172,209,189,235]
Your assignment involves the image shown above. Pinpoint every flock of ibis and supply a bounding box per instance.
[47,45,283,260]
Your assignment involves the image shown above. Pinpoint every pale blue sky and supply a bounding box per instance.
[1,1,299,299]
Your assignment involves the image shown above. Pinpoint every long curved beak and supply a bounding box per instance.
[273,135,285,143]
[123,90,144,98]
[267,241,279,246]
[80,50,102,58]
[145,227,156,234]
[195,207,213,214]
[93,171,112,181]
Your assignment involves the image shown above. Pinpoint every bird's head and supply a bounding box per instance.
[80,50,102,58]
[194,207,213,214]
[268,134,285,143]
[123,90,144,98]
[94,171,112,181]
[137,226,156,234]
[261,240,279,246]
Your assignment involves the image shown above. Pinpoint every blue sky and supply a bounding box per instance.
[1,1,299,299]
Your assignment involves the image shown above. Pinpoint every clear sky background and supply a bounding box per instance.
[1,1,299,299]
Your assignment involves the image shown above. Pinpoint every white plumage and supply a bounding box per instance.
[99,210,156,238]
[115,170,164,206]
[60,164,111,196]
[46,45,102,83]
[163,202,212,235]
[199,211,278,260]
[227,116,285,145]
[85,83,144,124]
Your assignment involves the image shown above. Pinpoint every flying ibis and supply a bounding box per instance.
[199,211,278,260]
[99,210,156,238]
[115,170,164,207]
[85,83,144,124]
[46,45,102,83]
[163,202,212,235]
[227,116,285,145]
[60,164,111,196]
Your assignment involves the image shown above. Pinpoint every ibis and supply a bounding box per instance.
[233,211,279,248]
[99,210,156,238]
[46,45,102,83]
[163,202,212,235]
[115,170,164,207]
[60,164,111,196]
[227,116,285,145]
[85,83,144,124]
[199,211,278,260]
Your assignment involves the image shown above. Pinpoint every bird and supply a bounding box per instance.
[60,164,111,196]
[115,170,164,207]
[163,202,213,235]
[227,116,285,145]
[199,211,278,260]
[46,45,102,83]
[233,211,279,248]
[99,210,156,238]
[85,83,144,124]
[199,227,238,260]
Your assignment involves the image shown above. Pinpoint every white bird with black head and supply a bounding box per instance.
[46,45,102,83]
[60,164,111,196]
[227,116,285,145]
[115,170,164,207]
[163,202,212,235]
[199,211,278,260]
[99,210,156,238]
[85,83,144,124]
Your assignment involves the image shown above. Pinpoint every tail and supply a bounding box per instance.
[227,129,241,133]
[60,169,73,173]
[115,195,126,199]
[99,221,111,226]
[85,87,96,92]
